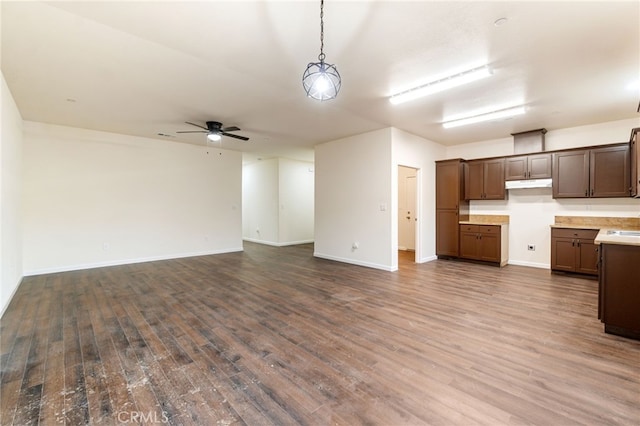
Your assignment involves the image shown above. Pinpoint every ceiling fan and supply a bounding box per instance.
[177,121,249,142]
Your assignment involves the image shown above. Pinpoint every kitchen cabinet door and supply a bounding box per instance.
[465,159,505,200]
[551,237,577,272]
[464,161,484,200]
[459,229,479,259]
[528,154,552,179]
[436,160,462,210]
[483,159,506,199]
[505,156,528,180]
[590,145,630,197]
[505,154,551,181]
[577,240,598,275]
[553,150,589,198]
[478,231,500,262]
[436,210,460,257]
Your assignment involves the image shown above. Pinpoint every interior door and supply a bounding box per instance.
[405,175,416,250]
[398,166,417,252]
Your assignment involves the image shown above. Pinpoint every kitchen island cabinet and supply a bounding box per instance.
[598,243,640,340]
[631,128,639,197]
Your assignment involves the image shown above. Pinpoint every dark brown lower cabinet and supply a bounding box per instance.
[550,228,599,275]
[599,243,640,340]
[436,210,460,257]
[459,225,505,265]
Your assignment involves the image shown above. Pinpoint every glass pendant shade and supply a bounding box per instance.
[303,60,341,101]
[207,133,221,142]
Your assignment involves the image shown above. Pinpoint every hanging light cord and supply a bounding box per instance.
[318,0,325,62]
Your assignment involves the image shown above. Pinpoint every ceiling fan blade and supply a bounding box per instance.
[185,121,209,131]
[221,132,249,141]
[176,130,207,134]
[221,126,241,132]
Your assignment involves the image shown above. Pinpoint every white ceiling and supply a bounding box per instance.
[2,1,639,162]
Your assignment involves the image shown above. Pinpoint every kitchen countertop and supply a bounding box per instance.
[550,224,602,230]
[459,214,509,226]
[459,220,509,226]
[549,216,640,246]
[594,230,640,247]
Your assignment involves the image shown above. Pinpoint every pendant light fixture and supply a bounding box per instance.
[302,0,341,101]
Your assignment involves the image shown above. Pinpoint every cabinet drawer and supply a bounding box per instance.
[551,228,599,240]
[460,224,500,234]
[478,226,499,234]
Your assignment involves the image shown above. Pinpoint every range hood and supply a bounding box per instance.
[505,178,552,189]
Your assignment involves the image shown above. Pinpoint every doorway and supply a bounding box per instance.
[398,165,419,263]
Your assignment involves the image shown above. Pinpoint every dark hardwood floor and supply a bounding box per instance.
[1,242,639,425]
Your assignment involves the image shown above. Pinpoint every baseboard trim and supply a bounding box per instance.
[507,260,550,269]
[1,275,24,318]
[417,255,438,264]
[243,238,314,247]
[23,247,244,277]
[313,252,395,272]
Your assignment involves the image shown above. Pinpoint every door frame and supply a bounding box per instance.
[396,164,421,265]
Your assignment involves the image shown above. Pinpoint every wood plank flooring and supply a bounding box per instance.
[1,242,639,425]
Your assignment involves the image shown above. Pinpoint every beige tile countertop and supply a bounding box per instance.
[459,214,509,226]
[594,230,640,247]
[550,216,640,247]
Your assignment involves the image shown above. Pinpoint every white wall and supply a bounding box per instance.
[446,118,640,268]
[242,157,314,246]
[278,158,314,245]
[1,74,24,316]
[243,158,279,244]
[391,128,446,266]
[315,128,394,270]
[22,122,243,275]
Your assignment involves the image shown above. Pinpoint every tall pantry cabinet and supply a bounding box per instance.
[436,159,469,257]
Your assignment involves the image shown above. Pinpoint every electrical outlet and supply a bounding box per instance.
[527,244,535,251]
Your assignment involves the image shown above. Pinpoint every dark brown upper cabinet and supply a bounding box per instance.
[465,158,505,200]
[552,144,630,198]
[505,153,552,180]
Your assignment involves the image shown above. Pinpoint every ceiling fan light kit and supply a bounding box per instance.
[389,65,493,105]
[303,0,341,101]
[177,121,249,142]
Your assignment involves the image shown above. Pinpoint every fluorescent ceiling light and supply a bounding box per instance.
[442,106,526,128]
[389,65,492,105]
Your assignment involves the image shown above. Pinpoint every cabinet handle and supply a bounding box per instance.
[572,239,575,246]
[584,190,588,197]
[577,240,581,247]
[590,188,594,197]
